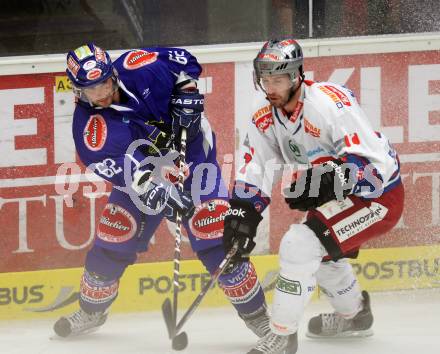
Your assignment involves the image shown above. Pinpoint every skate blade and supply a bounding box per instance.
[306,328,373,339]
[55,326,103,339]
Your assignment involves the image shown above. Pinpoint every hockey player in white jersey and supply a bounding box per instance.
[222,39,404,354]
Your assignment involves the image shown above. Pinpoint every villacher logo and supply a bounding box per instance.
[190,199,230,240]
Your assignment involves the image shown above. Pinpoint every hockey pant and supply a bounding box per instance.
[270,183,404,335]
[79,147,265,315]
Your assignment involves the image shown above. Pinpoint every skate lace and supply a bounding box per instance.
[241,307,271,338]
[247,314,270,337]
[254,332,288,354]
[69,309,103,330]
[321,313,349,333]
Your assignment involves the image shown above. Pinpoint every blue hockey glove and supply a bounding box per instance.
[170,88,204,143]
[137,172,195,221]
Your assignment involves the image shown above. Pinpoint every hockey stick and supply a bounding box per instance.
[161,128,187,349]
[162,242,239,350]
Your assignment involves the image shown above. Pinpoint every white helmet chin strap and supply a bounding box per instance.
[287,75,304,100]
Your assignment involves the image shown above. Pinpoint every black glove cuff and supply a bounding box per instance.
[228,199,263,224]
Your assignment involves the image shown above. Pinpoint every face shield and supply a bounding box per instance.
[74,77,118,107]
[259,74,294,93]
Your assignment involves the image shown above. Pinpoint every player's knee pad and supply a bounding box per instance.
[279,224,324,276]
[85,244,137,280]
[196,245,225,274]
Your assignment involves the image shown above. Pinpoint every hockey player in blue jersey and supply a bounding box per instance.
[53,43,270,341]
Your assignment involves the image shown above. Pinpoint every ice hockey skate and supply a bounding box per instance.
[247,331,298,354]
[307,290,373,338]
[53,308,108,338]
[239,304,271,338]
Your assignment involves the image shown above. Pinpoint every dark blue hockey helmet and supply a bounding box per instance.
[66,43,116,98]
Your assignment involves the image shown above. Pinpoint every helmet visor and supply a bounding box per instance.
[260,74,293,92]
[78,77,117,106]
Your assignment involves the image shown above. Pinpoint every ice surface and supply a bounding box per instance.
[1,288,439,354]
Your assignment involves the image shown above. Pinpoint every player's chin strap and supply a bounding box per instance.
[286,71,305,102]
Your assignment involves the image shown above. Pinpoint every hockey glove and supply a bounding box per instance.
[137,171,195,222]
[285,159,355,212]
[223,199,263,261]
[144,128,173,155]
[170,88,204,143]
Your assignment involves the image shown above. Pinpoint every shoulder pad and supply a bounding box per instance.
[311,82,355,111]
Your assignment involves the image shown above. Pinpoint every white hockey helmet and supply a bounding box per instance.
[253,39,304,91]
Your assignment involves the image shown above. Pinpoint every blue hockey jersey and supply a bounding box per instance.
[71,47,208,188]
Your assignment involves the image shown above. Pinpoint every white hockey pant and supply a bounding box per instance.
[270,224,363,335]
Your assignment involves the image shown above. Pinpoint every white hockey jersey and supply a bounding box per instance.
[236,80,401,202]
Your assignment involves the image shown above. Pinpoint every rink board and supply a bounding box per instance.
[1,36,440,274]
[0,244,439,320]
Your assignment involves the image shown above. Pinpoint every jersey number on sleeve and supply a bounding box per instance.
[168,50,188,65]
[95,158,123,178]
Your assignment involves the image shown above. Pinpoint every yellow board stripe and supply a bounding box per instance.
[0,245,439,320]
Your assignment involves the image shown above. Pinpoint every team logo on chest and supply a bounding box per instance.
[123,50,159,70]
[285,139,308,164]
[83,114,107,151]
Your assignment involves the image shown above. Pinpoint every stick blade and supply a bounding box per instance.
[161,298,175,339]
[172,331,188,351]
